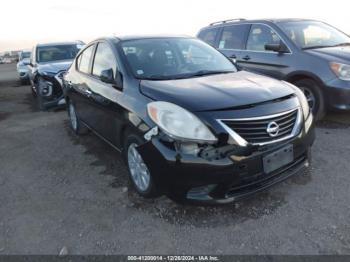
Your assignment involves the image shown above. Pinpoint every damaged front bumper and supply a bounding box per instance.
[38,71,67,109]
[137,122,315,204]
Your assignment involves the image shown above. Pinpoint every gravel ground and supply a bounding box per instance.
[0,63,350,255]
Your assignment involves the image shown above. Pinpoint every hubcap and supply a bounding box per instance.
[127,143,150,192]
[299,86,316,111]
[69,103,78,131]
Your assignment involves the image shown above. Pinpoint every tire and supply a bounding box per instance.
[36,78,48,111]
[67,100,89,135]
[31,86,37,97]
[37,93,47,111]
[123,132,159,198]
[294,79,325,121]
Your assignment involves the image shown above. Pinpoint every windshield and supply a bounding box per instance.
[21,52,31,59]
[37,44,80,63]
[277,21,350,50]
[120,38,236,80]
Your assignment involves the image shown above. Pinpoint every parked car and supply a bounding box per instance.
[63,36,314,204]
[2,57,13,64]
[28,41,84,110]
[17,50,31,84]
[198,18,350,120]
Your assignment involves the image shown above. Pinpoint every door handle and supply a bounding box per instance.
[229,54,237,59]
[242,55,251,61]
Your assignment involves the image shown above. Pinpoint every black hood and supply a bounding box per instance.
[140,71,295,112]
[38,60,73,74]
[306,46,350,62]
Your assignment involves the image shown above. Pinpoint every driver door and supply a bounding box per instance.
[84,41,124,144]
[239,24,293,80]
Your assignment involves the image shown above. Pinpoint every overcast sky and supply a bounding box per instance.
[1,0,349,52]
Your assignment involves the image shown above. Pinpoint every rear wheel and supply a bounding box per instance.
[123,133,159,198]
[294,79,325,120]
[68,100,89,135]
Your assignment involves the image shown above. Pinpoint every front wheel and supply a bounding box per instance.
[36,78,49,111]
[123,133,159,198]
[294,79,325,120]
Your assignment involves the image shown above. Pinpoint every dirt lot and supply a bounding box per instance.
[1,63,350,255]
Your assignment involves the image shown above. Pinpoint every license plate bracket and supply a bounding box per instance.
[263,144,294,174]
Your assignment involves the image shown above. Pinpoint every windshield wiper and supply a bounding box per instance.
[142,70,235,80]
[144,75,172,80]
[331,42,350,47]
[302,42,350,50]
[302,45,334,50]
[186,70,235,78]
[143,74,188,80]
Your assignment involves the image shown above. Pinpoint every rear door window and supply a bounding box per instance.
[77,45,94,74]
[218,24,250,50]
[198,28,219,47]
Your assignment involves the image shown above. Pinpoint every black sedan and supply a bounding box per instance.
[63,36,315,204]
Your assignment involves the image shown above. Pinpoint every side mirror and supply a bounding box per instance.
[265,41,289,53]
[231,59,242,71]
[100,68,115,84]
[100,68,123,91]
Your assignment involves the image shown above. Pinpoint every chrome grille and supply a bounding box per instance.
[220,109,300,145]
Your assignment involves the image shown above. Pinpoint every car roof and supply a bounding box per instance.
[203,18,318,29]
[96,35,193,43]
[36,41,84,47]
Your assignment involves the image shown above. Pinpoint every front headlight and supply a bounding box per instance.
[295,87,310,118]
[282,81,310,118]
[147,101,217,144]
[330,62,350,80]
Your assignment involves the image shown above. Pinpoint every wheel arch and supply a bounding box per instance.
[119,118,152,151]
[284,71,324,88]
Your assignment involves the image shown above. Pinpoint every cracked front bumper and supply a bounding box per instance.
[137,119,315,204]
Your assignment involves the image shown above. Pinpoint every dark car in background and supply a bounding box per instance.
[63,36,314,204]
[28,41,84,110]
[198,18,350,120]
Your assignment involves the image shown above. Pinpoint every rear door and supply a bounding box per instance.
[71,44,96,124]
[216,24,250,62]
[239,23,293,79]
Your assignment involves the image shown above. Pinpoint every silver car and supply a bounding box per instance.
[17,50,31,84]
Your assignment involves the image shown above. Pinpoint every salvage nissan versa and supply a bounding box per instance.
[63,36,315,204]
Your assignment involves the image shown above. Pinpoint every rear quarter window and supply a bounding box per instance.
[218,24,250,50]
[77,45,94,74]
[198,28,219,47]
